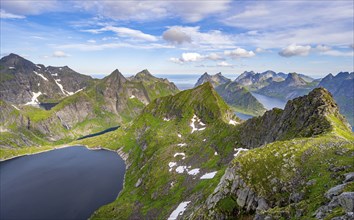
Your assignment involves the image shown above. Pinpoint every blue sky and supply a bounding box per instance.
[1,0,353,78]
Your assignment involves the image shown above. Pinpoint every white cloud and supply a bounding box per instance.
[217,61,233,67]
[76,1,231,22]
[206,53,223,60]
[0,9,25,19]
[162,26,235,50]
[315,44,331,52]
[320,50,354,57]
[279,44,311,57]
[58,42,172,51]
[87,39,96,43]
[170,52,224,64]
[83,26,157,42]
[1,0,60,15]
[224,48,255,58]
[163,27,192,44]
[223,1,353,49]
[52,51,70,58]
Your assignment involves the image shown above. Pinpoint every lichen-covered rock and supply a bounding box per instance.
[338,192,354,212]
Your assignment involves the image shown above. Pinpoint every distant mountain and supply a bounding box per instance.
[194,73,266,116]
[235,70,314,90]
[129,69,179,101]
[0,53,94,104]
[257,72,316,100]
[235,70,286,90]
[194,72,231,87]
[318,72,354,126]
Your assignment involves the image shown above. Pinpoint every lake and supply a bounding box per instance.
[0,146,125,220]
[251,92,287,110]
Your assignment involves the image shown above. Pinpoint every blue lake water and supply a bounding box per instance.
[251,92,287,110]
[0,146,125,220]
[235,112,254,121]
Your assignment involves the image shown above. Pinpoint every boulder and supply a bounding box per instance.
[338,192,354,212]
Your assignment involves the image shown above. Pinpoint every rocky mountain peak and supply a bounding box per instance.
[285,72,307,86]
[104,69,127,84]
[134,69,155,80]
[0,53,36,70]
[195,72,231,88]
[238,87,351,148]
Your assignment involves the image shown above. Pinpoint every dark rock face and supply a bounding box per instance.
[318,72,354,126]
[0,54,93,104]
[194,72,231,88]
[238,87,350,149]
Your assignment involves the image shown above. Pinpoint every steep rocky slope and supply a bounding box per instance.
[318,72,354,127]
[235,70,286,90]
[192,88,353,220]
[0,67,179,148]
[0,53,94,104]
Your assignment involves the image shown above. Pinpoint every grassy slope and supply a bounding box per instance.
[72,83,240,219]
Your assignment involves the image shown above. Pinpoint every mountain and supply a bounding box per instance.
[235,70,314,90]
[0,58,179,148]
[194,73,266,116]
[318,72,354,126]
[74,86,353,220]
[235,70,286,90]
[0,53,94,104]
[257,72,316,100]
[129,69,179,101]
[194,72,231,87]
[215,81,266,116]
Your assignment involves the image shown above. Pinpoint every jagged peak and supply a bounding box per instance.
[134,69,155,80]
[104,69,127,83]
[0,53,35,69]
[285,72,307,86]
[238,87,351,148]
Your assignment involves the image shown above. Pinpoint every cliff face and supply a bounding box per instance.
[318,72,354,127]
[238,88,350,148]
[0,54,93,104]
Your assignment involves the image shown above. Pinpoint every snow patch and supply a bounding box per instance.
[214,151,218,156]
[168,162,177,172]
[36,65,41,69]
[187,168,200,176]
[8,67,15,69]
[234,148,249,157]
[176,166,187,173]
[229,119,238,125]
[174,153,186,160]
[200,171,217,179]
[33,71,48,81]
[168,201,191,220]
[203,139,206,142]
[25,91,42,105]
[37,83,40,86]
[190,114,206,133]
[178,133,182,138]
[177,143,187,147]
[59,67,62,70]
[163,117,170,121]
[54,79,66,95]
[129,95,136,99]
[51,73,58,77]
[11,105,20,110]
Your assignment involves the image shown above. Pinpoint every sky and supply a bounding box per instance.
[1,0,353,78]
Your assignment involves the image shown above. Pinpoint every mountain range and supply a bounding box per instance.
[0,53,353,220]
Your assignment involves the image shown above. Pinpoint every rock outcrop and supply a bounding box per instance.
[194,72,231,88]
